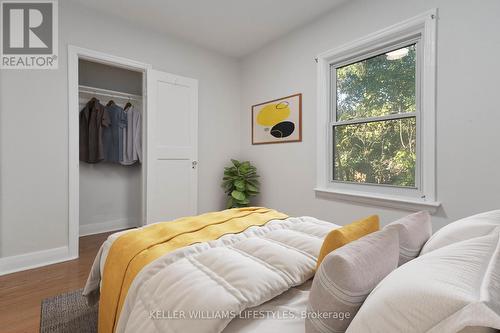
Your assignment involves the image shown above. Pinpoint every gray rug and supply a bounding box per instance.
[40,288,97,333]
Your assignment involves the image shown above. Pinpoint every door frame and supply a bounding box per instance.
[67,45,151,259]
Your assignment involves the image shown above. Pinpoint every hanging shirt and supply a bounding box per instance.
[119,107,128,162]
[79,98,110,163]
[102,103,127,163]
[121,105,142,165]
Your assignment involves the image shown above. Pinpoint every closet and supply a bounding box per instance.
[78,60,144,235]
[69,46,199,252]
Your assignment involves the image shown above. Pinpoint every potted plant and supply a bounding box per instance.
[222,159,260,208]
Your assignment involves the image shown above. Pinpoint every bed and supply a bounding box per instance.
[83,208,338,333]
[84,208,500,333]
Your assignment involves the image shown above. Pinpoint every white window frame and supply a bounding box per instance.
[315,10,440,212]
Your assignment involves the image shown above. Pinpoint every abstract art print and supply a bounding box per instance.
[252,93,302,144]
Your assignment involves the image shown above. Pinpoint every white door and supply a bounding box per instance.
[146,69,198,223]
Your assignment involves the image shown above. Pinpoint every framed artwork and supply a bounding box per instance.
[252,93,302,145]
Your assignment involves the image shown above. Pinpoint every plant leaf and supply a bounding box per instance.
[236,197,250,205]
[239,162,250,173]
[246,184,259,192]
[234,179,245,191]
[226,196,235,209]
[247,179,260,187]
[231,190,246,201]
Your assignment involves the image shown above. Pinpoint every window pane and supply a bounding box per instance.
[333,117,416,187]
[336,44,416,121]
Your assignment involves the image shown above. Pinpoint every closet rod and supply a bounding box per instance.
[79,85,142,101]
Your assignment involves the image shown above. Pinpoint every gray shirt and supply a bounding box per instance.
[121,105,142,165]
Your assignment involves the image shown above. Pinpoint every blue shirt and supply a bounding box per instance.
[102,103,127,163]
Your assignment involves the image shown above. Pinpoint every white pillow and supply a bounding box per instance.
[421,210,500,254]
[346,232,500,333]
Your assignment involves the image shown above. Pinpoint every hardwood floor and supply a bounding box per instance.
[0,232,114,333]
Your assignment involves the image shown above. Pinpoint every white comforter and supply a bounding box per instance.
[84,216,338,333]
[223,280,312,333]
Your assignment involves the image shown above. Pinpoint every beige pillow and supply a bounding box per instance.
[305,228,399,333]
[385,211,432,265]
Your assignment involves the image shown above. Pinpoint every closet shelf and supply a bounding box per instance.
[79,85,142,101]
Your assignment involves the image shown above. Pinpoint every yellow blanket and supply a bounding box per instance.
[98,207,288,333]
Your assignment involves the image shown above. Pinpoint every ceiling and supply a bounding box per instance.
[69,0,347,58]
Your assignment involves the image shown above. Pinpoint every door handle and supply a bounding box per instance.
[192,160,198,169]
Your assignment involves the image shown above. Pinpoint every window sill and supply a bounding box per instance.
[314,187,441,214]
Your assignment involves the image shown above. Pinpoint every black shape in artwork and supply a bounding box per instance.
[270,121,295,138]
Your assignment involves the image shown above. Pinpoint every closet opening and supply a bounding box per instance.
[78,59,145,237]
[68,46,151,259]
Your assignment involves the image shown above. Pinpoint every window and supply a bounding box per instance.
[316,11,439,210]
[333,44,418,188]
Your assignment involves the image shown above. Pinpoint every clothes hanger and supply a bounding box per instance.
[88,96,99,106]
[107,100,115,107]
[124,97,133,111]
[91,90,99,103]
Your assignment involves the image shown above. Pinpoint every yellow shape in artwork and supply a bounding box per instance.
[256,102,290,126]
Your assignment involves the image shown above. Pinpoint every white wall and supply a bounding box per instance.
[240,0,500,230]
[0,0,241,258]
[79,163,142,231]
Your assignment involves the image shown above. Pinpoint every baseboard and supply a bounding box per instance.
[0,219,138,276]
[79,218,138,236]
[0,246,75,276]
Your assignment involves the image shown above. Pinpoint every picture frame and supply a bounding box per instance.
[251,93,302,145]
